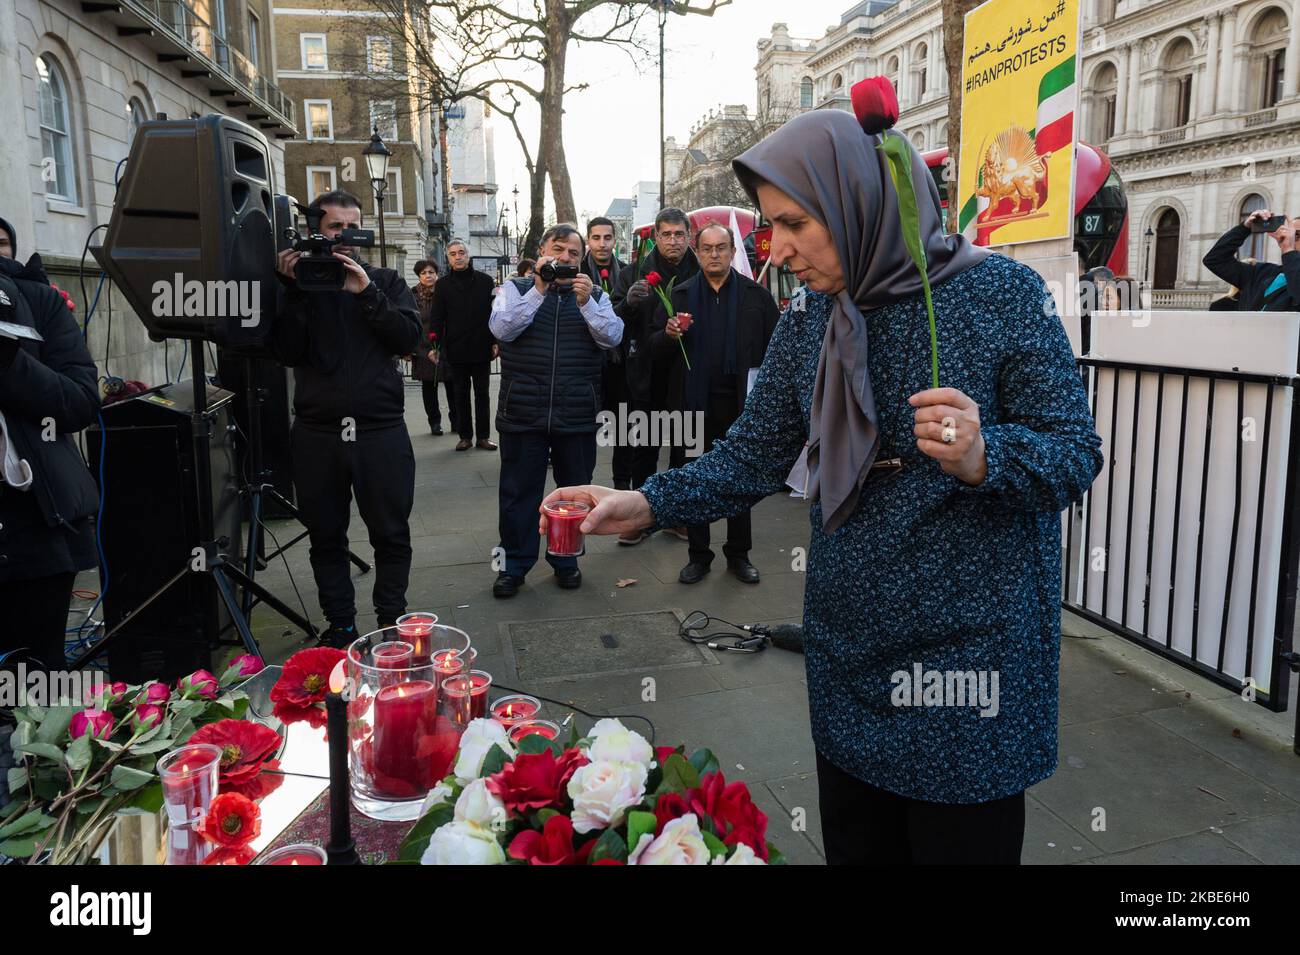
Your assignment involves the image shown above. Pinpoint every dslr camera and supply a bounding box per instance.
[539,261,580,283]
[280,200,376,291]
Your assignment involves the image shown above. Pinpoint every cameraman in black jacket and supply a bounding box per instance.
[0,223,100,669]
[274,190,421,646]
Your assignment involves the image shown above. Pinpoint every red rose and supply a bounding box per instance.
[508,814,592,866]
[69,708,115,740]
[486,748,588,815]
[137,681,171,705]
[85,681,128,706]
[686,772,769,860]
[653,791,690,834]
[131,704,164,732]
[201,792,262,847]
[178,669,219,700]
[644,271,662,287]
[851,75,899,136]
[189,719,282,795]
[231,654,264,676]
[271,647,345,707]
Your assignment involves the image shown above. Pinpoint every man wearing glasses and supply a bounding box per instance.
[648,223,779,585]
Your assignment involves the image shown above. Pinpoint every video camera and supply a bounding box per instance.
[539,261,580,283]
[283,202,376,292]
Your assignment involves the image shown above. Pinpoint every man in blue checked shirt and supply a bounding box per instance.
[488,223,623,598]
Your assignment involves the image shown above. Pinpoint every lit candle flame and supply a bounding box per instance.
[328,660,346,695]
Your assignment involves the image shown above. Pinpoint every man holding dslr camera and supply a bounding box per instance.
[1203,208,1300,311]
[274,190,422,646]
[488,223,622,598]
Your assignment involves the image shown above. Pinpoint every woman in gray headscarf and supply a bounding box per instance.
[542,109,1102,864]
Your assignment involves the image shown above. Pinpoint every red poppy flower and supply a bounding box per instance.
[271,647,345,707]
[486,748,588,815]
[201,793,262,847]
[272,699,329,729]
[189,718,282,794]
[685,772,769,860]
[851,75,899,136]
[644,271,662,287]
[203,844,257,865]
[508,814,592,866]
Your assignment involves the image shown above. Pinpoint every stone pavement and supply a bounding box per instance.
[242,380,1300,865]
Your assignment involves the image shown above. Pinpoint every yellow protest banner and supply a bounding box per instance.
[957,0,1081,247]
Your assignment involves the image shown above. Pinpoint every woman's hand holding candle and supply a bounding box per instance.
[539,486,654,538]
[908,387,987,486]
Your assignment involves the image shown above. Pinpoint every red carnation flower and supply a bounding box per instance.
[271,647,345,707]
[487,748,588,815]
[851,75,899,136]
[686,772,769,860]
[644,271,662,287]
[508,814,593,866]
[189,719,282,796]
[201,792,262,847]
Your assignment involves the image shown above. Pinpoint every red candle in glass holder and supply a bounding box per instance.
[373,641,414,689]
[395,613,438,662]
[442,671,492,723]
[509,719,561,744]
[158,743,223,866]
[372,680,438,795]
[544,501,589,557]
[675,312,693,332]
[490,694,541,729]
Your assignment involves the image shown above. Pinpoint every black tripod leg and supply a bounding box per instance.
[267,487,371,574]
[222,562,319,640]
[210,565,263,658]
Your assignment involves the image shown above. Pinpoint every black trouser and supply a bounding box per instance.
[291,422,415,626]
[602,359,632,488]
[627,397,661,489]
[498,430,597,578]
[420,378,458,433]
[687,388,750,565]
[815,751,1025,864]
[0,571,76,669]
[452,362,492,441]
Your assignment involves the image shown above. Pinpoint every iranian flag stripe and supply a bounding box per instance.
[1035,56,1076,155]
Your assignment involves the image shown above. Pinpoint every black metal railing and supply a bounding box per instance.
[1063,358,1299,720]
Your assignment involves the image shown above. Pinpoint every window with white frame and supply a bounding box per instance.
[367,36,393,73]
[301,33,327,70]
[247,12,262,71]
[305,100,333,140]
[373,167,402,216]
[37,54,78,203]
[369,100,398,140]
[306,166,337,201]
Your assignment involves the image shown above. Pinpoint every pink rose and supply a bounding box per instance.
[131,704,164,732]
[69,709,116,740]
[231,654,264,676]
[85,681,128,705]
[178,670,219,700]
[137,681,171,705]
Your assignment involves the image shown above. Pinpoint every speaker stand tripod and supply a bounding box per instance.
[70,345,316,669]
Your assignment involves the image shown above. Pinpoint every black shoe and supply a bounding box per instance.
[678,562,710,585]
[555,567,582,589]
[493,572,524,598]
[318,623,357,649]
[431,426,444,436]
[377,617,397,629]
[728,559,760,584]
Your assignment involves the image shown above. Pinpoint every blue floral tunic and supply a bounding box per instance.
[639,254,1103,803]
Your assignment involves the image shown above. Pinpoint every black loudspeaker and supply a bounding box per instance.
[87,382,243,683]
[91,114,278,355]
[216,351,296,520]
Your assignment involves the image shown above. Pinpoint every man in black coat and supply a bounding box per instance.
[0,222,100,668]
[274,190,422,646]
[649,223,778,585]
[1203,208,1300,310]
[611,208,700,542]
[431,240,499,451]
[581,217,629,488]
[489,224,623,598]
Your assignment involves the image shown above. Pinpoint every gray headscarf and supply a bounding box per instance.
[733,109,990,533]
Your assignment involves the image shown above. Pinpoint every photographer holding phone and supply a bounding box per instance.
[487,223,622,598]
[1203,208,1300,311]
[273,189,422,646]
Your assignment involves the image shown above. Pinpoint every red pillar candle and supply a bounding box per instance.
[509,719,561,744]
[258,844,328,865]
[544,501,589,557]
[442,671,492,723]
[372,641,414,689]
[395,613,439,663]
[372,680,438,796]
[157,743,223,866]
[490,694,541,729]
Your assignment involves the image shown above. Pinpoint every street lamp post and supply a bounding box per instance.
[363,127,392,269]
[1143,226,1155,286]
[654,0,673,209]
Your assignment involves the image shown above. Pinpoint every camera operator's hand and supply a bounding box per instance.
[533,256,554,296]
[277,248,301,283]
[571,272,593,307]
[333,252,371,294]
[624,279,651,307]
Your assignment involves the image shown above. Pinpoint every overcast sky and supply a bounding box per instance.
[489,0,847,229]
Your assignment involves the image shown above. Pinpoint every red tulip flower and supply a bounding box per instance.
[644,271,662,287]
[851,75,900,135]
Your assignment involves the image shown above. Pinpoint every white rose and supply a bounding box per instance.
[419,779,456,817]
[453,777,508,831]
[585,718,654,767]
[712,842,767,865]
[566,759,648,834]
[420,820,506,865]
[453,718,515,785]
[629,813,711,865]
